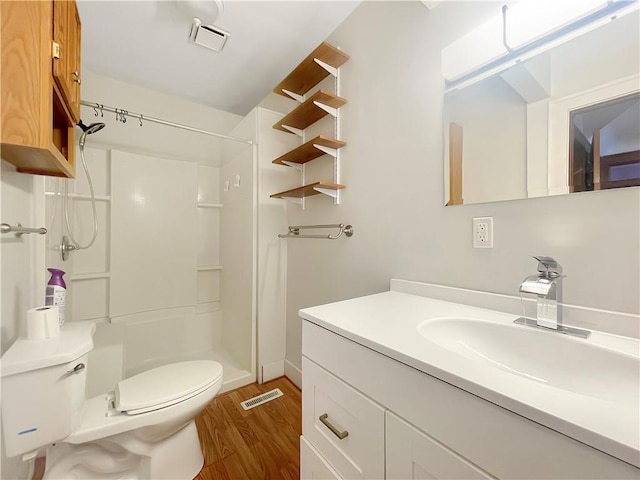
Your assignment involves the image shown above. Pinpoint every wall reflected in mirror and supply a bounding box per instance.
[443,4,640,206]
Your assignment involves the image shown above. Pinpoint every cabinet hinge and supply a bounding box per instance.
[52,42,60,59]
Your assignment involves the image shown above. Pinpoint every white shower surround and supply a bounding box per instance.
[45,145,256,395]
[41,72,263,396]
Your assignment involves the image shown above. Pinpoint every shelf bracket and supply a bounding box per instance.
[281,89,304,103]
[314,58,338,77]
[281,161,303,171]
[313,101,338,117]
[313,187,339,199]
[313,144,338,158]
[281,196,304,205]
[281,125,304,137]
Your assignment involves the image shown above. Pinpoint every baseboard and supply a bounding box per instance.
[262,360,285,383]
[220,371,254,395]
[284,359,302,389]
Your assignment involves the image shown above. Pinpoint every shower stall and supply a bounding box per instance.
[44,99,294,396]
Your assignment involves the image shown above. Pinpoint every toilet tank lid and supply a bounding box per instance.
[1,322,96,377]
[115,360,223,413]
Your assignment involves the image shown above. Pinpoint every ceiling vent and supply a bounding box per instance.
[189,18,230,53]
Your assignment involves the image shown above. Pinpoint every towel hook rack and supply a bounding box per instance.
[1,223,47,237]
[278,223,353,240]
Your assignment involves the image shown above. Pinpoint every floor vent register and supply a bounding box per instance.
[240,388,284,411]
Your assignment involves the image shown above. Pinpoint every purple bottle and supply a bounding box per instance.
[45,268,66,326]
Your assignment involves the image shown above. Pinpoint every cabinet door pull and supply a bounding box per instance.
[319,413,348,440]
[72,71,81,84]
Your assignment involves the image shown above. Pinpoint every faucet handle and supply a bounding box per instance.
[533,256,562,277]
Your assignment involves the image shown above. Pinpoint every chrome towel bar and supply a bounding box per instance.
[1,223,47,237]
[278,223,354,240]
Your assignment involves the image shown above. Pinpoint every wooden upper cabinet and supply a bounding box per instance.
[53,0,81,123]
[1,0,80,178]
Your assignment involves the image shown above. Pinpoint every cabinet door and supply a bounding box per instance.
[386,412,494,480]
[53,0,81,123]
[301,435,341,480]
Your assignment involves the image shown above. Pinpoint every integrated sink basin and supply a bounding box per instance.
[417,317,640,402]
[299,282,640,467]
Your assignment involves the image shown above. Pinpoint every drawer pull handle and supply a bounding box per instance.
[319,413,348,440]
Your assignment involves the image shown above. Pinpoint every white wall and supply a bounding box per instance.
[447,75,527,204]
[80,71,241,166]
[284,1,640,372]
[0,161,42,480]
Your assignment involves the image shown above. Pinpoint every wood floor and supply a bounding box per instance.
[194,377,302,480]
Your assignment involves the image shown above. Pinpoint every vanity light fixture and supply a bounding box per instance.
[442,0,639,89]
[504,0,613,50]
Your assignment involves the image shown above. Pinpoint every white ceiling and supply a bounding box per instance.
[77,1,361,116]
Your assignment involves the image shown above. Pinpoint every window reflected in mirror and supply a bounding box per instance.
[570,93,640,193]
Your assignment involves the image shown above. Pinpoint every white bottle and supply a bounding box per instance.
[45,268,66,326]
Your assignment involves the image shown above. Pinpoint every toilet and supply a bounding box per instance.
[1,321,223,479]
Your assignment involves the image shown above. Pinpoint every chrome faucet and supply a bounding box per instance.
[515,256,590,338]
[520,256,563,329]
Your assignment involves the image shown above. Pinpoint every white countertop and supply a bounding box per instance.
[299,289,640,468]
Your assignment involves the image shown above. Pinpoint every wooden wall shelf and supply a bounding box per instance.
[273,90,346,134]
[273,135,346,167]
[270,182,345,200]
[270,41,349,206]
[273,42,349,100]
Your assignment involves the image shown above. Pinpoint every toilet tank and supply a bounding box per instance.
[1,322,95,458]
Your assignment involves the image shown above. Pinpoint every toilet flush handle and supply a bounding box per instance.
[66,363,85,375]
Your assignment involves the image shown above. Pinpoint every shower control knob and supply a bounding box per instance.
[60,235,77,261]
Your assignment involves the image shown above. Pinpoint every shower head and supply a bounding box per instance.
[77,120,105,147]
[77,120,106,135]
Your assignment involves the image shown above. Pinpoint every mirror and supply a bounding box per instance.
[443,7,640,206]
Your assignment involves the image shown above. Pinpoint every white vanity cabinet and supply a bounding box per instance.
[386,411,493,480]
[300,319,639,480]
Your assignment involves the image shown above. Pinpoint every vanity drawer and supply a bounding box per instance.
[302,356,385,479]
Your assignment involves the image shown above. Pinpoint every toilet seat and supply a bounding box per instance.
[116,360,223,415]
[65,360,223,445]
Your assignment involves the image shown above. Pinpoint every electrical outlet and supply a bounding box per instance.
[473,217,493,248]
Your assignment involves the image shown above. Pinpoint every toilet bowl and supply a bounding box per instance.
[1,322,223,480]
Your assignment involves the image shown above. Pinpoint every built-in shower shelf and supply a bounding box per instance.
[270,182,345,201]
[273,90,346,135]
[272,135,346,167]
[197,203,223,208]
[69,272,110,281]
[273,42,350,101]
[197,265,223,271]
[45,192,111,202]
